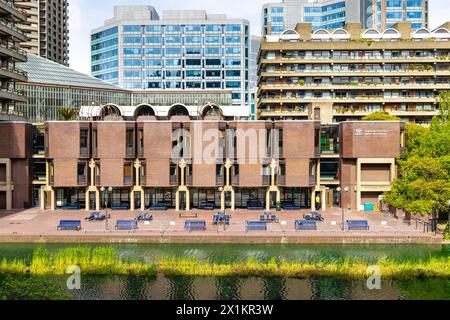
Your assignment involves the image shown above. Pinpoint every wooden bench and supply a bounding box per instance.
[115,220,138,231]
[245,221,267,232]
[295,220,317,231]
[347,220,370,231]
[57,220,81,231]
[184,220,206,232]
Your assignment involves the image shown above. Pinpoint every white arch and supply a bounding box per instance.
[168,103,190,117]
[331,29,350,40]
[382,28,401,40]
[312,29,331,40]
[99,104,122,117]
[134,104,156,117]
[279,29,301,41]
[432,27,450,39]
[411,28,432,39]
[361,28,382,40]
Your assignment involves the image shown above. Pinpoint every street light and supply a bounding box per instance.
[100,186,113,231]
[337,186,350,231]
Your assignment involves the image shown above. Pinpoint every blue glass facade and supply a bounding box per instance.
[91,22,249,106]
[366,0,428,30]
[303,1,346,30]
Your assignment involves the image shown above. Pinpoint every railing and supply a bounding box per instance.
[77,175,87,185]
[126,146,134,157]
[0,65,27,77]
[277,175,286,185]
[262,175,271,186]
[0,42,27,56]
[79,147,89,158]
[412,216,437,234]
[140,175,146,186]
[310,175,316,186]
[123,176,132,186]
[186,175,193,186]
[0,19,25,36]
[95,175,100,185]
[0,88,25,96]
[170,175,179,186]
[216,175,224,186]
[231,175,239,185]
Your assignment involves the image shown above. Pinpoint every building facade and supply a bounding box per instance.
[91,6,250,107]
[262,0,428,36]
[0,0,28,114]
[14,0,69,66]
[258,22,450,126]
[30,113,402,213]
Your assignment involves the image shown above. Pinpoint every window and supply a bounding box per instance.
[138,129,144,156]
[80,128,89,155]
[77,162,87,184]
[126,129,134,156]
[124,162,133,185]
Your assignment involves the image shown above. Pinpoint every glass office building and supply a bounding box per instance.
[91,6,250,106]
[262,0,428,36]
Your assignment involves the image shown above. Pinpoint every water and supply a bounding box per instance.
[0,244,448,300]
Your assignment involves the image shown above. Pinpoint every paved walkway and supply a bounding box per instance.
[0,208,443,243]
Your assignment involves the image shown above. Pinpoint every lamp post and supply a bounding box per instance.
[337,186,350,231]
[101,186,113,231]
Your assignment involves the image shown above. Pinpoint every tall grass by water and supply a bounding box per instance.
[0,247,448,280]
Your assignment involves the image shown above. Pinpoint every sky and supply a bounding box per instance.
[68,0,450,74]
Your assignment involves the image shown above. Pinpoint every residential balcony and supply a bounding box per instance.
[0,42,27,62]
[0,65,27,82]
[0,19,27,42]
[259,82,450,91]
[259,96,436,104]
[0,0,28,21]
[260,70,450,78]
[77,175,87,186]
[260,56,448,65]
[0,88,27,102]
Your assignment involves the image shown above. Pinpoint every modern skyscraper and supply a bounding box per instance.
[14,0,69,66]
[91,6,250,107]
[262,0,428,35]
[0,0,28,113]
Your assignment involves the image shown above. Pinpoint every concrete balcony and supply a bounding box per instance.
[0,43,27,62]
[260,70,450,78]
[0,65,27,82]
[260,56,447,65]
[0,0,28,22]
[259,83,450,91]
[0,19,27,42]
[0,88,27,102]
[259,96,436,104]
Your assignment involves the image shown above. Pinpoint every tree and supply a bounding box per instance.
[362,111,400,121]
[437,90,450,124]
[58,107,77,121]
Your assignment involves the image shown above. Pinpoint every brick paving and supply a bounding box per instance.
[0,207,444,243]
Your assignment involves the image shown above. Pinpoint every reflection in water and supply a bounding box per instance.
[262,277,287,300]
[215,277,242,300]
[310,277,352,300]
[120,276,148,300]
[167,276,196,300]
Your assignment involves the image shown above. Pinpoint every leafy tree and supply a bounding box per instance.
[58,107,77,121]
[437,90,450,124]
[362,111,400,121]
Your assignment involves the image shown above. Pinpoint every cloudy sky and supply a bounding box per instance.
[69,0,449,74]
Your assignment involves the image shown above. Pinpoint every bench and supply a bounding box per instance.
[260,212,278,223]
[281,202,301,210]
[111,203,130,210]
[149,204,169,211]
[213,214,230,225]
[184,220,206,232]
[347,220,370,231]
[311,211,325,222]
[115,219,138,231]
[61,204,81,210]
[179,212,198,218]
[135,211,153,222]
[198,201,215,210]
[85,211,102,222]
[295,220,317,231]
[57,220,81,231]
[247,201,264,210]
[245,221,267,232]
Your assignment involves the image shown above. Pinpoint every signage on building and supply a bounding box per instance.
[355,128,389,137]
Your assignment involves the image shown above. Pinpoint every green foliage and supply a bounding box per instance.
[0,276,70,300]
[58,107,77,121]
[383,93,450,219]
[362,111,401,121]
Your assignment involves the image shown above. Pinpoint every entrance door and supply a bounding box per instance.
[269,191,277,209]
[134,191,141,209]
[0,192,6,209]
[89,192,96,210]
[179,192,186,211]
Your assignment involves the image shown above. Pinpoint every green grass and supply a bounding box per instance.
[0,247,448,280]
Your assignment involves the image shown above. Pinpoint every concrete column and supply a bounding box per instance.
[321,189,327,211]
[356,159,362,211]
[175,189,180,211]
[89,160,95,186]
[134,160,141,186]
[185,189,190,211]
[40,188,45,210]
[390,161,396,183]
[50,190,56,211]
[266,189,271,211]
[231,189,235,211]
[130,190,135,211]
[220,190,225,211]
[85,190,90,211]
[6,189,12,211]
[95,190,100,211]
[310,188,315,211]
[140,190,145,211]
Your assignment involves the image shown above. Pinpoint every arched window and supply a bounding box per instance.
[382,28,401,40]
[168,104,190,117]
[100,104,121,118]
[135,104,156,117]
[361,28,382,39]
[332,29,350,40]
[201,103,223,118]
[411,28,432,39]
[279,29,301,41]
[312,29,331,41]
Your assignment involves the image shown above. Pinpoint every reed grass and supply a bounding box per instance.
[0,247,448,280]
